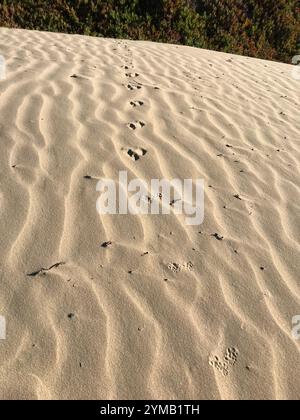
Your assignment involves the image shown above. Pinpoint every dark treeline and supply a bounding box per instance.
[0,0,299,63]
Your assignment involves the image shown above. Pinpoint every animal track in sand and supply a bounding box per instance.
[168,263,180,273]
[224,347,239,366]
[209,356,229,377]
[121,147,147,161]
[209,347,239,377]
[127,121,146,131]
[130,100,144,108]
[126,73,139,78]
[168,261,194,273]
[126,83,142,91]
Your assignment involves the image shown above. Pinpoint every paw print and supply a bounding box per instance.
[127,121,146,131]
[209,347,239,376]
[168,263,181,273]
[224,347,239,366]
[209,356,229,377]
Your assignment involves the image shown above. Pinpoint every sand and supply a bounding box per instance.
[0,27,299,400]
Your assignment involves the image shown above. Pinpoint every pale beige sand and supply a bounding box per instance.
[0,27,299,400]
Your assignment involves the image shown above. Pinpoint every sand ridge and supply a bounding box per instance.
[0,27,299,400]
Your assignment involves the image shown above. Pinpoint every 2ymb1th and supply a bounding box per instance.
[144,405,201,416]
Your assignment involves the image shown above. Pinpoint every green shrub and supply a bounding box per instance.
[0,0,299,63]
[195,0,300,62]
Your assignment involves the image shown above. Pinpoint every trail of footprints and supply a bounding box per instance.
[91,40,291,390]
[115,41,148,161]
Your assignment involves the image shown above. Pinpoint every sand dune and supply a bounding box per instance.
[0,27,299,400]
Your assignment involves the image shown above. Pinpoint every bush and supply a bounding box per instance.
[0,0,299,63]
[195,0,300,62]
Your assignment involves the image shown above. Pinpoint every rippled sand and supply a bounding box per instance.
[0,27,299,400]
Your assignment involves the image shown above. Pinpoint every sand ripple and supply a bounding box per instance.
[0,28,299,399]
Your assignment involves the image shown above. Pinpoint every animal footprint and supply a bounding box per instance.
[168,263,181,273]
[209,356,229,377]
[167,261,193,273]
[127,121,146,131]
[130,101,144,108]
[122,147,147,161]
[224,347,239,366]
[209,347,239,377]
[211,233,224,241]
[126,83,142,91]
[184,261,194,271]
[126,73,139,78]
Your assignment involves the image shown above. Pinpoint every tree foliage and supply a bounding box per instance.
[0,0,299,62]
